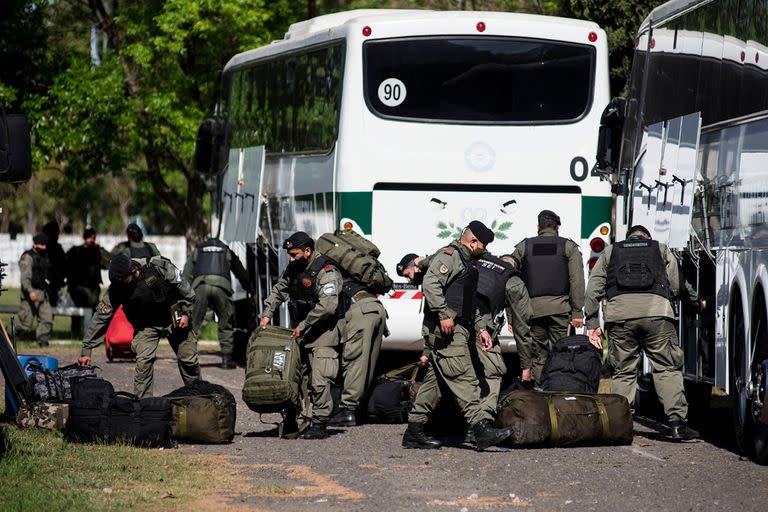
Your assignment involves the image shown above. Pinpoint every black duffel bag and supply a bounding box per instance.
[28,362,98,402]
[65,378,173,447]
[164,381,236,444]
[540,334,601,393]
[367,363,420,424]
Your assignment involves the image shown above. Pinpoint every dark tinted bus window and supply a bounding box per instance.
[364,37,595,124]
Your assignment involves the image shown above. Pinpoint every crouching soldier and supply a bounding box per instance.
[259,232,347,440]
[402,221,512,451]
[78,254,201,398]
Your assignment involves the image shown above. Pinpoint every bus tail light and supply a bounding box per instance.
[589,237,606,253]
[343,221,354,231]
[587,257,598,271]
[476,21,486,32]
[588,31,598,43]
[362,26,372,37]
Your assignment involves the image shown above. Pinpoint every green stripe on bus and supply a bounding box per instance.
[338,191,373,234]
[581,195,612,238]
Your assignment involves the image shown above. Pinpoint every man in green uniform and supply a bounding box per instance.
[17,233,53,347]
[259,232,347,440]
[328,275,388,427]
[585,225,702,441]
[511,209,585,383]
[183,237,251,369]
[78,254,201,398]
[111,223,161,264]
[401,221,512,451]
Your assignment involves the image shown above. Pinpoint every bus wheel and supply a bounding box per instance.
[730,296,753,455]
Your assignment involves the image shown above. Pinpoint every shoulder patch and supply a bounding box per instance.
[96,301,112,315]
[443,248,454,255]
[321,283,337,295]
[20,254,28,261]
[323,264,333,270]
[439,264,449,274]
[302,279,313,287]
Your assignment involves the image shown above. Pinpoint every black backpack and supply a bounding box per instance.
[65,378,173,447]
[367,364,420,424]
[540,334,601,393]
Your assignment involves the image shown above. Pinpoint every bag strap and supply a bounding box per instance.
[546,396,559,445]
[178,405,188,438]
[593,398,610,441]
[382,362,419,380]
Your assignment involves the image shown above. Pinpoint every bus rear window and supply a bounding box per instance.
[364,37,595,124]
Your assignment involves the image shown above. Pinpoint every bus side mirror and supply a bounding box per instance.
[595,97,626,175]
[194,118,229,177]
[0,113,32,183]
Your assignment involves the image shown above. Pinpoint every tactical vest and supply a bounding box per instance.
[605,239,671,301]
[476,255,519,316]
[286,255,347,325]
[23,250,51,290]
[114,264,178,328]
[192,239,230,279]
[426,246,478,324]
[129,243,155,260]
[521,235,570,297]
[67,245,103,288]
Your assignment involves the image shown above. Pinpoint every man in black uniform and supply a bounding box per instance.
[183,237,251,369]
[42,221,67,307]
[259,232,347,440]
[111,222,161,263]
[66,227,111,334]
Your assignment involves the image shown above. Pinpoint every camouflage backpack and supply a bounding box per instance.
[16,402,69,431]
[315,229,393,295]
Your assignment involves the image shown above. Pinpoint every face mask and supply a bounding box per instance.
[471,248,486,258]
[288,258,309,274]
[411,272,424,286]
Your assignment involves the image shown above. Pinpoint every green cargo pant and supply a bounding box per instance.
[340,297,387,410]
[17,293,53,346]
[409,323,492,427]
[473,342,507,415]
[300,319,343,423]
[530,312,570,383]
[191,283,234,355]
[131,325,201,398]
[607,316,688,422]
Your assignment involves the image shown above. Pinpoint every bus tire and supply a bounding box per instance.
[730,293,753,455]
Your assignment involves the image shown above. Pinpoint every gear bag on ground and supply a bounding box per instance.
[242,326,302,413]
[316,230,393,295]
[164,380,237,444]
[540,334,601,393]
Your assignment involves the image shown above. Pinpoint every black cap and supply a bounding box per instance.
[627,225,652,239]
[126,223,142,236]
[42,221,60,237]
[32,233,48,245]
[109,254,134,283]
[396,253,418,276]
[283,231,314,250]
[538,210,561,226]
[467,220,494,246]
[83,227,97,239]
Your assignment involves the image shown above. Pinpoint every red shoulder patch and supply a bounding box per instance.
[302,279,312,287]
[443,248,454,255]
[19,254,28,260]
[323,264,333,270]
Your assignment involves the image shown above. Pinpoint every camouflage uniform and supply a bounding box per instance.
[261,253,345,424]
[81,256,200,398]
[511,227,585,382]
[585,240,699,422]
[17,249,53,346]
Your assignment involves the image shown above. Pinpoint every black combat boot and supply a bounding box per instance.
[302,421,329,440]
[328,408,356,427]
[402,422,442,449]
[471,420,512,451]
[667,420,699,441]
[220,354,236,369]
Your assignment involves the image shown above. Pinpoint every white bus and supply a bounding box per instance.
[196,9,613,351]
[595,0,768,462]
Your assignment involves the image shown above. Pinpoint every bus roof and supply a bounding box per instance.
[225,9,602,72]
[639,0,711,33]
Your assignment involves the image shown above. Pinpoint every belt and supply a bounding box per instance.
[351,290,376,303]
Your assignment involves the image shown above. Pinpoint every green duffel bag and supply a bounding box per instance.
[165,381,236,444]
[496,389,633,447]
[242,326,302,414]
[315,230,393,295]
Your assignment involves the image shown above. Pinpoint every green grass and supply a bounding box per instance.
[0,424,232,511]
[1,288,85,341]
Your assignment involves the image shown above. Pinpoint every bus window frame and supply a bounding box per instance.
[361,34,598,127]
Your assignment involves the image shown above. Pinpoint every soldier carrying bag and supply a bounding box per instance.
[315,229,393,295]
[164,381,237,444]
[496,389,633,447]
[242,326,302,414]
